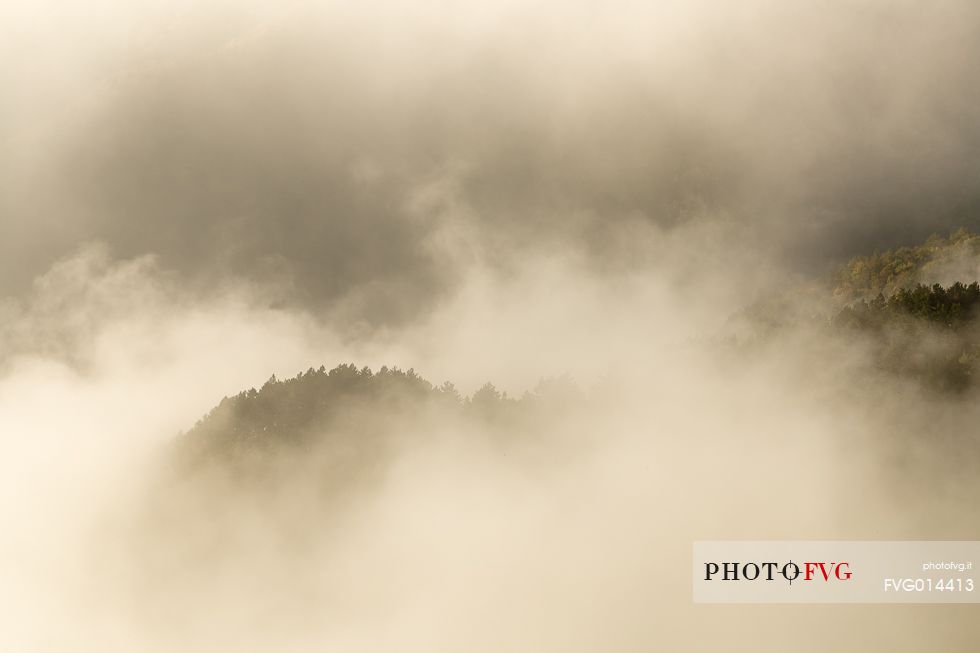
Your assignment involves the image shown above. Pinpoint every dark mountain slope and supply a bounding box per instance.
[176,364,583,473]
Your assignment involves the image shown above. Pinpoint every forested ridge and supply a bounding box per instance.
[834,281,980,329]
[833,228,980,301]
[182,230,980,465]
[831,281,980,393]
[825,231,980,392]
[178,364,583,469]
[729,229,980,392]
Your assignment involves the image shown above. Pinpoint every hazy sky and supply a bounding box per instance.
[4,0,980,326]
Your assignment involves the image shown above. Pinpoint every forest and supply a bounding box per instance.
[831,281,980,393]
[178,230,980,471]
[178,363,585,470]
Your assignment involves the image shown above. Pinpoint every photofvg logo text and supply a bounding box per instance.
[703,560,852,585]
[694,541,980,603]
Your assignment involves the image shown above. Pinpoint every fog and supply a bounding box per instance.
[2,1,980,651]
[6,1,980,315]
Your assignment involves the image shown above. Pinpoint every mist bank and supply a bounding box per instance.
[5,0,980,326]
[2,241,979,650]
